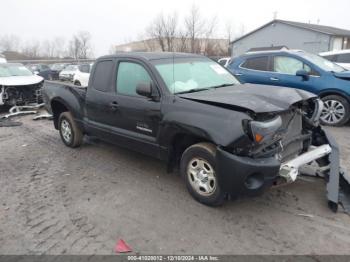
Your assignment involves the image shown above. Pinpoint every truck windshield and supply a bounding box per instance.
[0,64,33,77]
[153,59,240,94]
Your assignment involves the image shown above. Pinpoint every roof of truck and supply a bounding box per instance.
[99,52,204,61]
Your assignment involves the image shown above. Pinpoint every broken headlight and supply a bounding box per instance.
[302,98,324,127]
[243,116,282,144]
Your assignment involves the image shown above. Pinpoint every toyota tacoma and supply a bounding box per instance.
[42,52,349,211]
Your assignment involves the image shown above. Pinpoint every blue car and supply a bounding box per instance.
[228,50,350,126]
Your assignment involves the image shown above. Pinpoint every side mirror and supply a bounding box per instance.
[136,82,159,101]
[296,69,309,81]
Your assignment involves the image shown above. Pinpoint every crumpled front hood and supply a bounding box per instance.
[333,71,350,80]
[0,75,44,86]
[179,83,316,113]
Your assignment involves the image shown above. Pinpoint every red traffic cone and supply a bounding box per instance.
[115,239,132,253]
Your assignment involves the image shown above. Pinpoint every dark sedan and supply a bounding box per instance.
[26,64,59,80]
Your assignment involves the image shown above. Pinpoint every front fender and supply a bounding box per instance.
[159,98,252,148]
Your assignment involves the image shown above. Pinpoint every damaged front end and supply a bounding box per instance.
[218,97,350,212]
[0,81,44,107]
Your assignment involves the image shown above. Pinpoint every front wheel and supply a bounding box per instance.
[320,95,350,126]
[180,142,225,206]
[58,112,83,148]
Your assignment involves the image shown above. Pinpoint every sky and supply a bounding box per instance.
[1,0,349,56]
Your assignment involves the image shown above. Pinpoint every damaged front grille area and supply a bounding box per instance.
[242,110,312,162]
[0,81,43,106]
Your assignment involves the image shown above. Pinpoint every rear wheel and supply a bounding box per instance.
[180,142,225,206]
[320,95,350,126]
[58,112,83,148]
[74,81,81,86]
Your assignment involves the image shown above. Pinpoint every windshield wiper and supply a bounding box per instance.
[175,87,210,94]
[209,83,234,89]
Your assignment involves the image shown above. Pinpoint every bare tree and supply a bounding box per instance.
[146,12,178,52]
[0,34,21,52]
[176,29,188,52]
[68,31,93,59]
[184,4,205,53]
[225,21,234,43]
[41,40,55,58]
[68,35,82,59]
[52,37,66,58]
[22,40,41,58]
[147,13,166,51]
[77,31,92,59]
[163,13,178,51]
[202,16,218,55]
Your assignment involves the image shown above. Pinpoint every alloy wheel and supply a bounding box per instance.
[320,99,345,125]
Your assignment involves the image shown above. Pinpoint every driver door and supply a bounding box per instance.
[112,60,162,156]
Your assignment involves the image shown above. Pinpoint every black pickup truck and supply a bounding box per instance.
[43,52,348,210]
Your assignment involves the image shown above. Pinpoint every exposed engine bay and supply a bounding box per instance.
[0,82,43,106]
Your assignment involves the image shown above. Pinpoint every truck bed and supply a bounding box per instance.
[44,80,87,98]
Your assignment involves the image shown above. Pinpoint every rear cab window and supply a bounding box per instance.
[91,60,114,92]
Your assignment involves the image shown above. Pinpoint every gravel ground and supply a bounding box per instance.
[0,113,350,255]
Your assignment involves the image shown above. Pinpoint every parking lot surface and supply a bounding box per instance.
[0,114,350,255]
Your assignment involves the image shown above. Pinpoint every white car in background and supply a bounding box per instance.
[320,50,350,70]
[59,64,79,82]
[0,55,7,63]
[73,63,93,87]
[217,57,231,67]
[0,63,44,106]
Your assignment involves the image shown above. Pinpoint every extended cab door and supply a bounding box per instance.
[85,59,119,134]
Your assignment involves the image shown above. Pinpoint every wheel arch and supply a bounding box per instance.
[319,89,350,103]
[51,98,73,129]
[167,132,215,172]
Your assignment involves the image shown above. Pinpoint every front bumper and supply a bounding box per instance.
[59,74,73,81]
[217,129,350,212]
[216,142,332,199]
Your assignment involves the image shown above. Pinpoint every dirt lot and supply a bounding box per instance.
[0,113,350,255]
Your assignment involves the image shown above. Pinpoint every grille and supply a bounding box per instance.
[279,111,304,162]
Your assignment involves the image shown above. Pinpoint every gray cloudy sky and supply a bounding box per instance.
[1,0,349,56]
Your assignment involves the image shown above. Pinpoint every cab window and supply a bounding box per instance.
[116,62,152,97]
[92,60,114,92]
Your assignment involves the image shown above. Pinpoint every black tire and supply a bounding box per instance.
[180,142,225,206]
[74,81,81,86]
[58,112,83,148]
[320,95,350,126]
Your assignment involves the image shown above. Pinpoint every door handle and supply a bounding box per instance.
[234,73,243,76]
[270,77,279,81]
[109,101,119,111]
